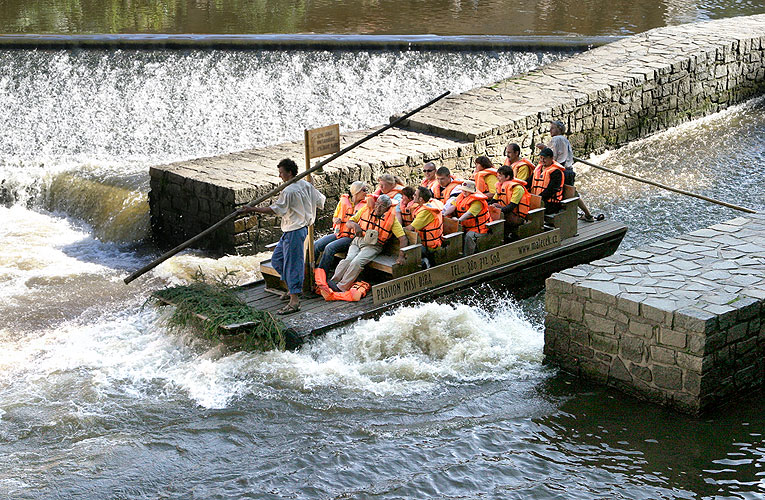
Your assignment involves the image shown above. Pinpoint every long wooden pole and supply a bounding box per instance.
[303,129,316,293]
[123,91,450,284]
[573,156,757,214]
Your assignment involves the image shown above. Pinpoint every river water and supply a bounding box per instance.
[2,23,765,500]
[1,0,764,36]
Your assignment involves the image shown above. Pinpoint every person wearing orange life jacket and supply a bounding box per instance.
[432,166,464,206]
[373,173,405,204]
[490,164,531,228]
[503,142,534,191]
[536,120,600,222]
[313,181,368,273]
[329,195,409,292]
[473,156,499,199]
[403,186,444,268]
[420,162,438,190]
[396,186,418,227]
[531,148,565,214]
[444,180,490,256]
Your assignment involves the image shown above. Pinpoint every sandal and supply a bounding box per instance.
[595,214,605,221]
[578,213,595,222]
[279,293,291,301]
[277,303,300,315]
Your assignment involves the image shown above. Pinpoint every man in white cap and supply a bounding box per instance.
[443,179,490,255]
[330,194,408,291]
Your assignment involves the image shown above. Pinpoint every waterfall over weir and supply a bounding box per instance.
[0,48,566,238]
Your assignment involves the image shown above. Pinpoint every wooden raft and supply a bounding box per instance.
[235,218,627,341]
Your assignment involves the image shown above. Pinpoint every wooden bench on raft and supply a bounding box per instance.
[488,193,546,241]
[259,230,423,293]
[441,217,505,254]
[543,185,579,239]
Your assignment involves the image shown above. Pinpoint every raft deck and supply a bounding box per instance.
[235,218,627,341]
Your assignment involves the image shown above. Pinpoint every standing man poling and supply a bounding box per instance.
[238,158,326,315]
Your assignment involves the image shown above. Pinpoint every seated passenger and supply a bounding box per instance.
[314,181,368,273]
[373,173,405,204]
[531,148,565,214]
[330,195,408,291]
[420,162,438,190]
[397,186,418,226]
[503,142,534,190]
[492,165,531,228]
[444,180,490,256]
[473,156,499,199]
[432,166,463,206]
[403,186,444,267]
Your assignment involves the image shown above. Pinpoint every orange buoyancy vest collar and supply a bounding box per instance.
[374,184,405,199]
[509,158,535,185]
[414,199,444,249]
[454,191,490,234]
[421,178,438,190]
[496,180,531,219]
[531,162,565,203]
[432,177,463,203]
[474,168,498,195]
[400,200,418,226]
[334,195,366,239]
[358,205,397,244]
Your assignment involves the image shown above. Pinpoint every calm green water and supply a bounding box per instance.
[1,0,764,36]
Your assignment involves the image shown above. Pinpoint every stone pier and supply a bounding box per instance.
[149,15,765,253]
[543,213,765,414]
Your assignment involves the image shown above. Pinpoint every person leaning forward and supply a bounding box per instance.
[330,194,408,292]
[314,180,368,274]
[238,158,325,315]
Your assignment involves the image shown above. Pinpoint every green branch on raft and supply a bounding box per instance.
[152,269,287,352]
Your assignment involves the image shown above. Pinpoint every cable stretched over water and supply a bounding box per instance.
[574,156,757,214]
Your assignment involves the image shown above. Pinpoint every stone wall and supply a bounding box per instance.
[544,213,765,414]
[149,14,765,254]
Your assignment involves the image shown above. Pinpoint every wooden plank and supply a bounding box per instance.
[371,228,561,305]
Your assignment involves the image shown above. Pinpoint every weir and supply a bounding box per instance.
[544,213,765,414]
[149,14,765,254]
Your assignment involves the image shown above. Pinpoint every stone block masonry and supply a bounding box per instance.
[544,213,765,414]
[150,15,765,254]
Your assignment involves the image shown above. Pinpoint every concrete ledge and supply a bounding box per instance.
[544,213,765,414]
[149,14,765,254]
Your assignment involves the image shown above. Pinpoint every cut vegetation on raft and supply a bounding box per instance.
[151,269,289,352]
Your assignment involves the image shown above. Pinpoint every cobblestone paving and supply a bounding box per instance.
[545,213,765,413]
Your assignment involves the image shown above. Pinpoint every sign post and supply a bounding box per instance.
[303,124,340,292]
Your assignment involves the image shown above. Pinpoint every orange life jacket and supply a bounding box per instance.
[314,268,370,302]
[421,178,438,190]
[432,177,463,204]
[334,195,366,239]
[454,192,490,234]
[414,199,444,249]
[505,158,535,188]
[400,200,418,227]
[374,184,405,200]
[495,179,531,219]
[358,205,396,245]
[531,162,565,203]
[474,168,499,195]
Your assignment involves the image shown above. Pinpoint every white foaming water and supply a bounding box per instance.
[216,298,545,399]
[1,298,540,411]
[0,49,564,211]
